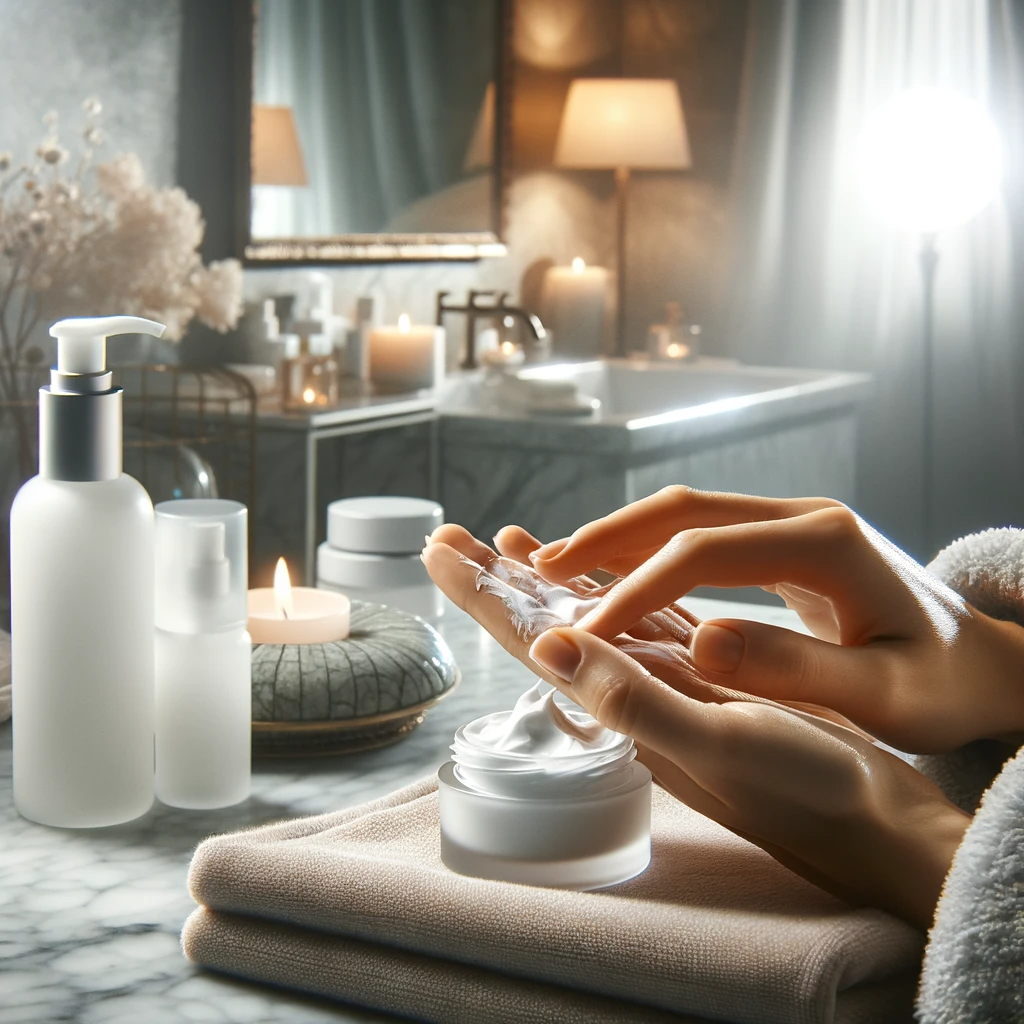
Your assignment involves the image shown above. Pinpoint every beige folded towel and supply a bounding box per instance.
[184,777,923,1024]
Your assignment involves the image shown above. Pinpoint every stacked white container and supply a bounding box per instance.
[317,497,445,621]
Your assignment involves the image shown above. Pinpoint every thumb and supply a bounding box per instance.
[528,627,713,758]
[690,618,887,714]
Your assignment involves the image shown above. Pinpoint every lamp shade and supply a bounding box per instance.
[252,105,308,186]
[554,78,691,170]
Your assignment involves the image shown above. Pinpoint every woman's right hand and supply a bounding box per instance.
[529,487,1024,754]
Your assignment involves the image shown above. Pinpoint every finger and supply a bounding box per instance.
[531,486,840,582]
[427,523,498,566]
[528,627,719,763]
[423,542,588,689]
[690,618,897,744]
[421,541,605,689]
[573,507,903,642]
[493,525,542,564]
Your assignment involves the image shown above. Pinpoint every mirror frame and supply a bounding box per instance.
[236,0,512,265]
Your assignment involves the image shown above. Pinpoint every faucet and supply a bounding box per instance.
[437,290,547,370]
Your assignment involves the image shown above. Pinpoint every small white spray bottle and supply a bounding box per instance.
[154,499,251,809]
[11,315,165,827]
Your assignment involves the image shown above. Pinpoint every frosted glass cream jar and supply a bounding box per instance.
[438,684,652,890]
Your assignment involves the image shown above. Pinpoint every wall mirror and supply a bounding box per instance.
[244,0,510,263]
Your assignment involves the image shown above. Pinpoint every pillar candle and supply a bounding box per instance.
[369,315,446,392]
[540,258,611,358]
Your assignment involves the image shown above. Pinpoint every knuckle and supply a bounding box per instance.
[663,526,713,562]
[658,484,695,511]
[813,504,863,547]
[592,674,642,734]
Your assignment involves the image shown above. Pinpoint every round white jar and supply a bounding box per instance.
[317,496,445,621]
[438,684,651,889]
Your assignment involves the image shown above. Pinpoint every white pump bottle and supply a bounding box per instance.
[11,315,166,827]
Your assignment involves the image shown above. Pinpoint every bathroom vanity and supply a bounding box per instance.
[438,358,872,542]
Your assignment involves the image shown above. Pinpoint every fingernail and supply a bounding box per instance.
[529,630,582,682]
[692,623,745,674]
[424,534,433,547]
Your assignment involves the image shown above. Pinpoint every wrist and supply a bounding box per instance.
[867,795,971,931]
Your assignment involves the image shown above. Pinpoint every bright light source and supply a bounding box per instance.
[858,89,1001,232]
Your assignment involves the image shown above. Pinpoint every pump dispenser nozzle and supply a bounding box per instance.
[50,315,165,383]
[40,315,167,481]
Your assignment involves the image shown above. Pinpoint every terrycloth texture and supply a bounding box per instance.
[917,745,1024,1024]
[914,528,1024,1022]
[915,533,1022,812]
[184,776,923,1024]
[927,528,1024,627]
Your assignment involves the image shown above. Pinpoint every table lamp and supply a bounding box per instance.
[859,88,1001,554]
[554,78,691,355]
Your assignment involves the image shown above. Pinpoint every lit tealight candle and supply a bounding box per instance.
[247,557,350,644]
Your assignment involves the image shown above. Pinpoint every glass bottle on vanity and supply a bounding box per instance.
[647,302,701,361]
[280,318,340,411]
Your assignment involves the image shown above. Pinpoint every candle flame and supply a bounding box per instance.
[666,342,688,359]
[500,340,516,355]
[398,313,411,333]
[571,257,585,274]
[302,387,316,404]
[274,557,294,619]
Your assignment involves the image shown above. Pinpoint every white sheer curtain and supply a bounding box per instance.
[727,0,1024,559]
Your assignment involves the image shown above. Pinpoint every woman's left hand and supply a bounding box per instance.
[423,524,971,931]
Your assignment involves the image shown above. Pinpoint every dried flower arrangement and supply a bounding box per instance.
[0,98,243,475]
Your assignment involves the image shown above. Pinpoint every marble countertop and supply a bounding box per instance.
[0,597,802,1024]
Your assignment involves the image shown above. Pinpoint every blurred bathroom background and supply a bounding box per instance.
[1,0,1022,594]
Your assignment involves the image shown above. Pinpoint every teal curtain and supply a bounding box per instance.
[253,0,495,235]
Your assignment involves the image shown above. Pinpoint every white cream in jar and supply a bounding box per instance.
[438,682,652,889]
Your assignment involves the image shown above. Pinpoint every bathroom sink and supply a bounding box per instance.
[439,357,872,451]
[437,357,873,544]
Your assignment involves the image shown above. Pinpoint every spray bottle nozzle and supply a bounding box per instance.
[49,316,166,376]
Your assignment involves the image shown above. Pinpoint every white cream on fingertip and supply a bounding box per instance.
[573,605,602,631]
[474,560,600,638]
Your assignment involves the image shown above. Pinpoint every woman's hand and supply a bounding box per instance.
[528,487,1024,753]
[422,523,971,930]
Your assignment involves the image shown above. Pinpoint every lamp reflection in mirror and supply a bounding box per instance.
[251,105,308,240]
